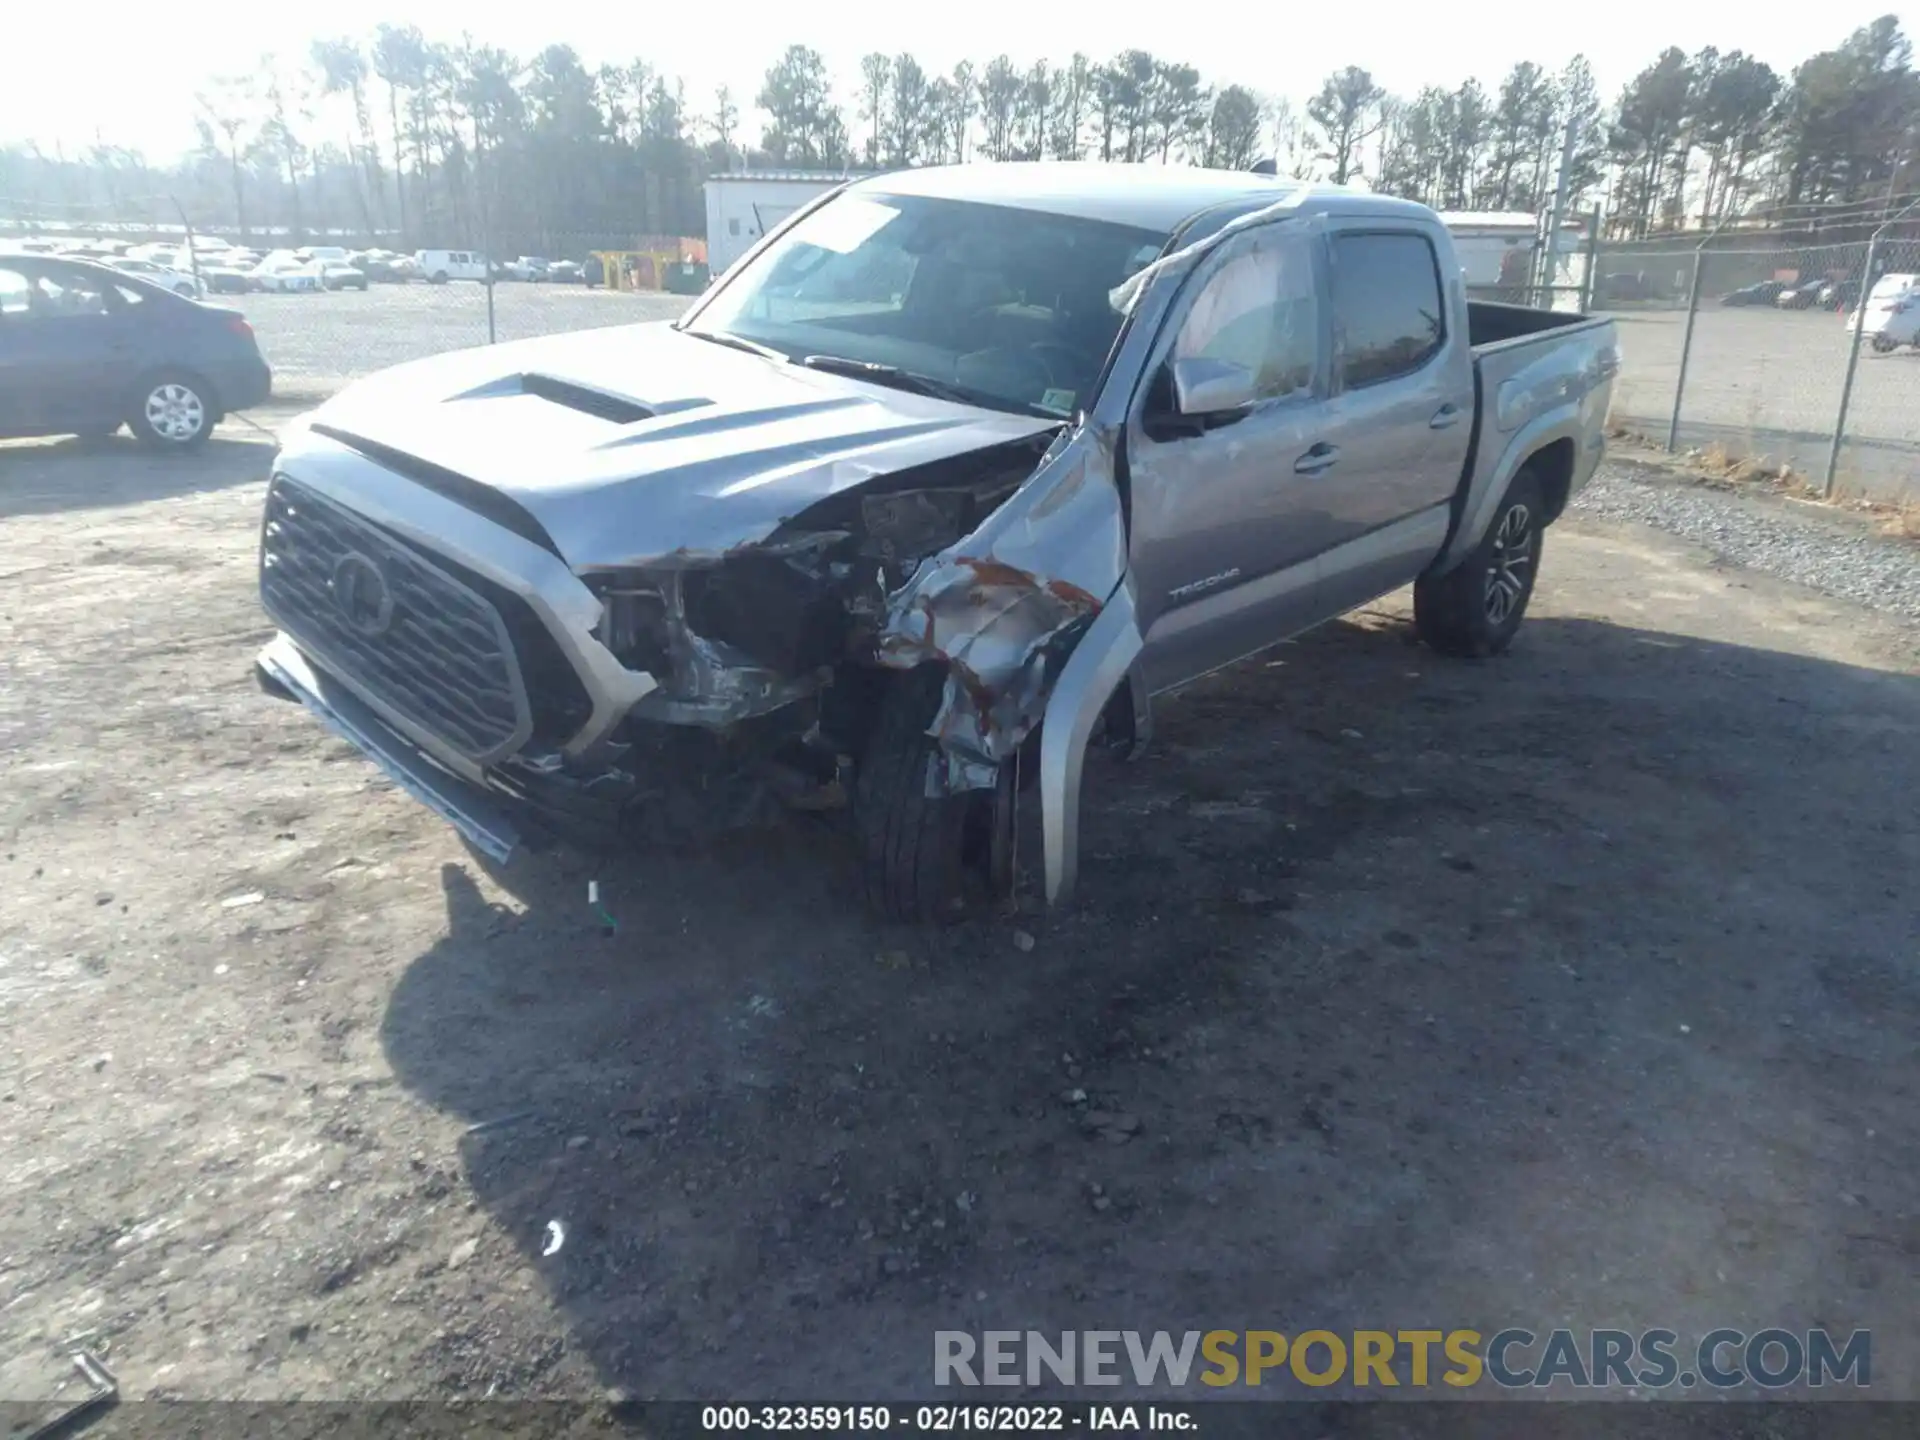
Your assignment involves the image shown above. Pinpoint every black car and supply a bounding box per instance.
[1775,279,1826,310]
[1817,278,1862,311]
[0,254,271,448]
[1721,280,1787,306]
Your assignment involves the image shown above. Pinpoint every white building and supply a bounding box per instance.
[704,171,860,277]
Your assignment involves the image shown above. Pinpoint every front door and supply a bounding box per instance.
[1124,220,1336,694]
[2,263,143,435]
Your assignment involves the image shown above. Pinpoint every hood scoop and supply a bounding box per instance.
[517,372,655,424]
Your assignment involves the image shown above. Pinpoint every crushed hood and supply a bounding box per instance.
[298,321,1059,568]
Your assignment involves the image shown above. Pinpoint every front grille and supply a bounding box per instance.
[261,476,532,763]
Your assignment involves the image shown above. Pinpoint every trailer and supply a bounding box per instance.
[704,171,859,277]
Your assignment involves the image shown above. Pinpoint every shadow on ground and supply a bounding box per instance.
[0,427,274,517]
[379,613,1920,1403]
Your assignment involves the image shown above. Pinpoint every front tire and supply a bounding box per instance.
[130,372,214,450]
[1871,335,1897,354]
[855,668,978,924]
[1414,468,1545,658]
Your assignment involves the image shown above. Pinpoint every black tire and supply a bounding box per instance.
[1871,335,1897,354]
[854,667,977,924]
[128,371,216,451]
[1414,468,1545,658]
[430,270,449,284]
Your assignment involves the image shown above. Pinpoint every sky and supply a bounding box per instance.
[4,0,1913,162]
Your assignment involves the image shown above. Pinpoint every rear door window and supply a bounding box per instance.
[1331,232,1446,388]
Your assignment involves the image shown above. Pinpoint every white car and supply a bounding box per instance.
[103,256,204,297]
[252,255,325,293]
[1858,273,1920,352]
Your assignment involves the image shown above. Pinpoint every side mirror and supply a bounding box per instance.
[1170,356,1257,417]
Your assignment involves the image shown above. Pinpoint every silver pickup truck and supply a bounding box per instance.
[255,164,1618,921]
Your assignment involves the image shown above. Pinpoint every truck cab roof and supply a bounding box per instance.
[846,162,1438,236]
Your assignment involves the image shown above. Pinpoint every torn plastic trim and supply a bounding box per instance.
[874,423,1129,793]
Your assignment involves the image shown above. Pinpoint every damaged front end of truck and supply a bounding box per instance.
[557,411,1139,910]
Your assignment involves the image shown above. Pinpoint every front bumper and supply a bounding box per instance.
[257,632,523,862]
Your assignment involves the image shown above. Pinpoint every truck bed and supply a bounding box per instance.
[1466,299,1600,350]
[1432,299,1618,577]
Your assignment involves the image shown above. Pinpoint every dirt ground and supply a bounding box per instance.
[1,421,1917,1413]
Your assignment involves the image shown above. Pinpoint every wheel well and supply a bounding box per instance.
[1526,438,1577,521]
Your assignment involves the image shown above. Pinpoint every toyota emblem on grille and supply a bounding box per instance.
[331,552,395,636]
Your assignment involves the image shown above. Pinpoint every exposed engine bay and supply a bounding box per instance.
[569,429,1089,830]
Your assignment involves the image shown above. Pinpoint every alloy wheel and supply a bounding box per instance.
[1483,502,1534,626]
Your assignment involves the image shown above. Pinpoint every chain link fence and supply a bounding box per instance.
[1592,236,1920,503]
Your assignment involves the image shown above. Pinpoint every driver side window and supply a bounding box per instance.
[1172,227,1320,401]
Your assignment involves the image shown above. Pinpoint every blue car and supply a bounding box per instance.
[0,253,272,448]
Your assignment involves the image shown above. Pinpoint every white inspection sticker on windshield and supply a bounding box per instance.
[797,197,899,254]
[1038,387,1077,416]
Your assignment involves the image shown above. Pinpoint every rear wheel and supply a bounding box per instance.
[1871,335,1898,354]
[129,372,214,450]
[854,667,982,924]
[1414,468,1545,658]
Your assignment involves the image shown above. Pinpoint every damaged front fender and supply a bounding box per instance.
[874,426,1129,791]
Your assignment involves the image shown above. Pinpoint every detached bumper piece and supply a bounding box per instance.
[256,633,522,864]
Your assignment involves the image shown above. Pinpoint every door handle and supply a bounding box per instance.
[1429,403,1462,429]
[1293,442,1339,475]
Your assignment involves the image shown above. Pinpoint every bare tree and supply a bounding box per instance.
[1308,65,1387,183]
[195,76,261,236]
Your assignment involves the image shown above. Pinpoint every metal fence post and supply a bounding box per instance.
[1580,208,1600,313]
[1825,233,1880,496]
[1825,197,1920,495]
[1665,248,1706,452]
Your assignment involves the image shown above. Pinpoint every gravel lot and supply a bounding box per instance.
[238,285,689,399]
[2,425,1916,1412]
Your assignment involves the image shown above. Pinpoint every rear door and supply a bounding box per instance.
[1311,224,1476,616]
[1125,219,1335,692]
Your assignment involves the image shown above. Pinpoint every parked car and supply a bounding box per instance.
[351,250,412,283]
[316,260,369,292]
[503,256,551,281]
[1856,273,1920,352]
[200,263,256,295]
[101,256,204,298]
[251,254,325,293]
[545,259,585,284]
[0,254,271,447]
[415,248,489,283]
[1774,279,1826,310]
[1721,280,1787,307]
[1816,277,1863,311]
[253,166,1619,920]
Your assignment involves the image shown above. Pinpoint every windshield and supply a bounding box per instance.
[685,191,1170,417]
